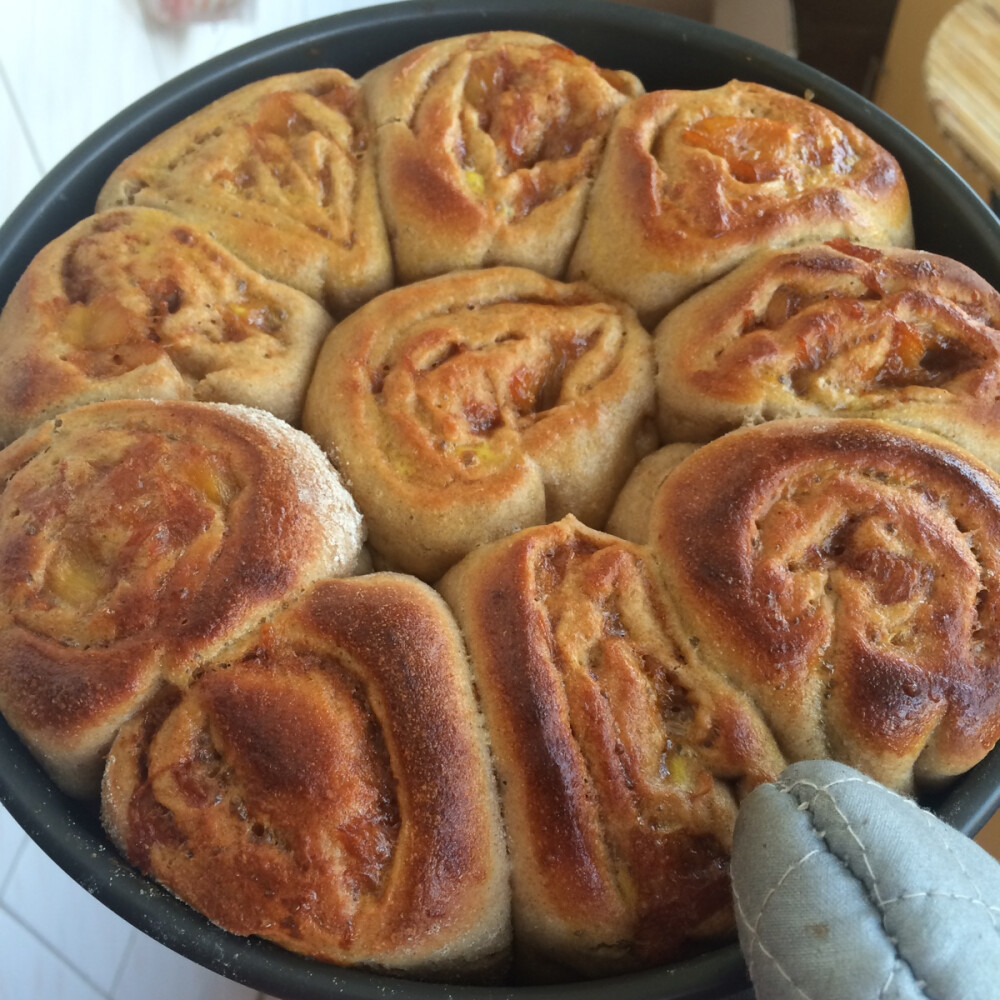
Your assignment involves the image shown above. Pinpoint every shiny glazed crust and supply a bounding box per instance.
[654,241,1000,463]
[0,207,334,444]
[97,69,392,317]
[362,32,643,283]
[101,575,510,981]
[640,419,1000,794]
[568,82,914,325]
[438,516,785,976]
[0,400,363,796]
[302,266,656,580]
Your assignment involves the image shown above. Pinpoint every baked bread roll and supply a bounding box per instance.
[102,575,510,981]
[631,419,1000,794]
[438,515,785,977]
[0,208,333,444]
[655,241,1000,467]
[362,32,642,283]
[97,70,391,317]
[605,442,699,545]
[568,82,914,325]
[0,399,363,796]
[303,266,656,580]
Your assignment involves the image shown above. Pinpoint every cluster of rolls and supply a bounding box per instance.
[2,28,1000,985]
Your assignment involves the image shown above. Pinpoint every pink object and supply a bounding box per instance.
[141,0,249,24]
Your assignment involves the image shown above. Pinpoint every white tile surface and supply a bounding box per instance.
[0,65,42,224]
[111,933,259,1000]
[1,835,135,994]
[144,0,383,83]
[0,908,105,1000]
[0,0,162,174]
[0,804,27,891]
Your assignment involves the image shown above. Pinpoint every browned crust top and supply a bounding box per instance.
[440,517,783,968]
[105,574,506,967]
[0,400,360,743]
[650,419,1000,782]
[613,83,911,256]
[659,241,1000,426]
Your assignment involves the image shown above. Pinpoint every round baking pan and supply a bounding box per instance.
[1,2,998,998]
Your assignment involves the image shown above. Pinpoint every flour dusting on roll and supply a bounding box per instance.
[0,399,363,796]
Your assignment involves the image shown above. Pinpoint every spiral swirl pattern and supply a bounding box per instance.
[439,516,784,974]
[569,82,914,324]
[646,419,1000,793]
[363,31,642,282]
[98,70,392,316]
[303,266,655,579]
[102,575,510,979]
[655,241,1000,469]
[0,400,363,795]
[0,208,334,443]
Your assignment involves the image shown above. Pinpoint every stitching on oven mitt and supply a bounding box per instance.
[731,759,1000,1000]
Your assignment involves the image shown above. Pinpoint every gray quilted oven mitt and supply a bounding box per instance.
[731,759,1000,1000]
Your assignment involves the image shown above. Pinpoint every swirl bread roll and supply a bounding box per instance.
[102,575,510,981]
[568,82,914,325]
[97,70,391,317]
[303,266,656,580]
[0,399,363,797]
[0,208,334,444]
[438,515,785,977]
[656,241,1000,458]
[362,32,642,283]
[635,419,1000,794]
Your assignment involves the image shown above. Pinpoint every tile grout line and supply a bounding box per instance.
[0,56,46,175]
[108,929,139,999]
[0,897,113,998]
[0,833,29,898]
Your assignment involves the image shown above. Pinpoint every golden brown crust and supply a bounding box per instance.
[0,399,363,796]
[0,208,334,444]
[302,266,656,580]
[642,419,1000,793]
[568,82,914,325]
[0,36,992,987]
[654,241,1000,468]
[438,516,784,976]
[363,32,642,283]
[97,70,392,317]
[605,443,699,545]
[102,574,510,980]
